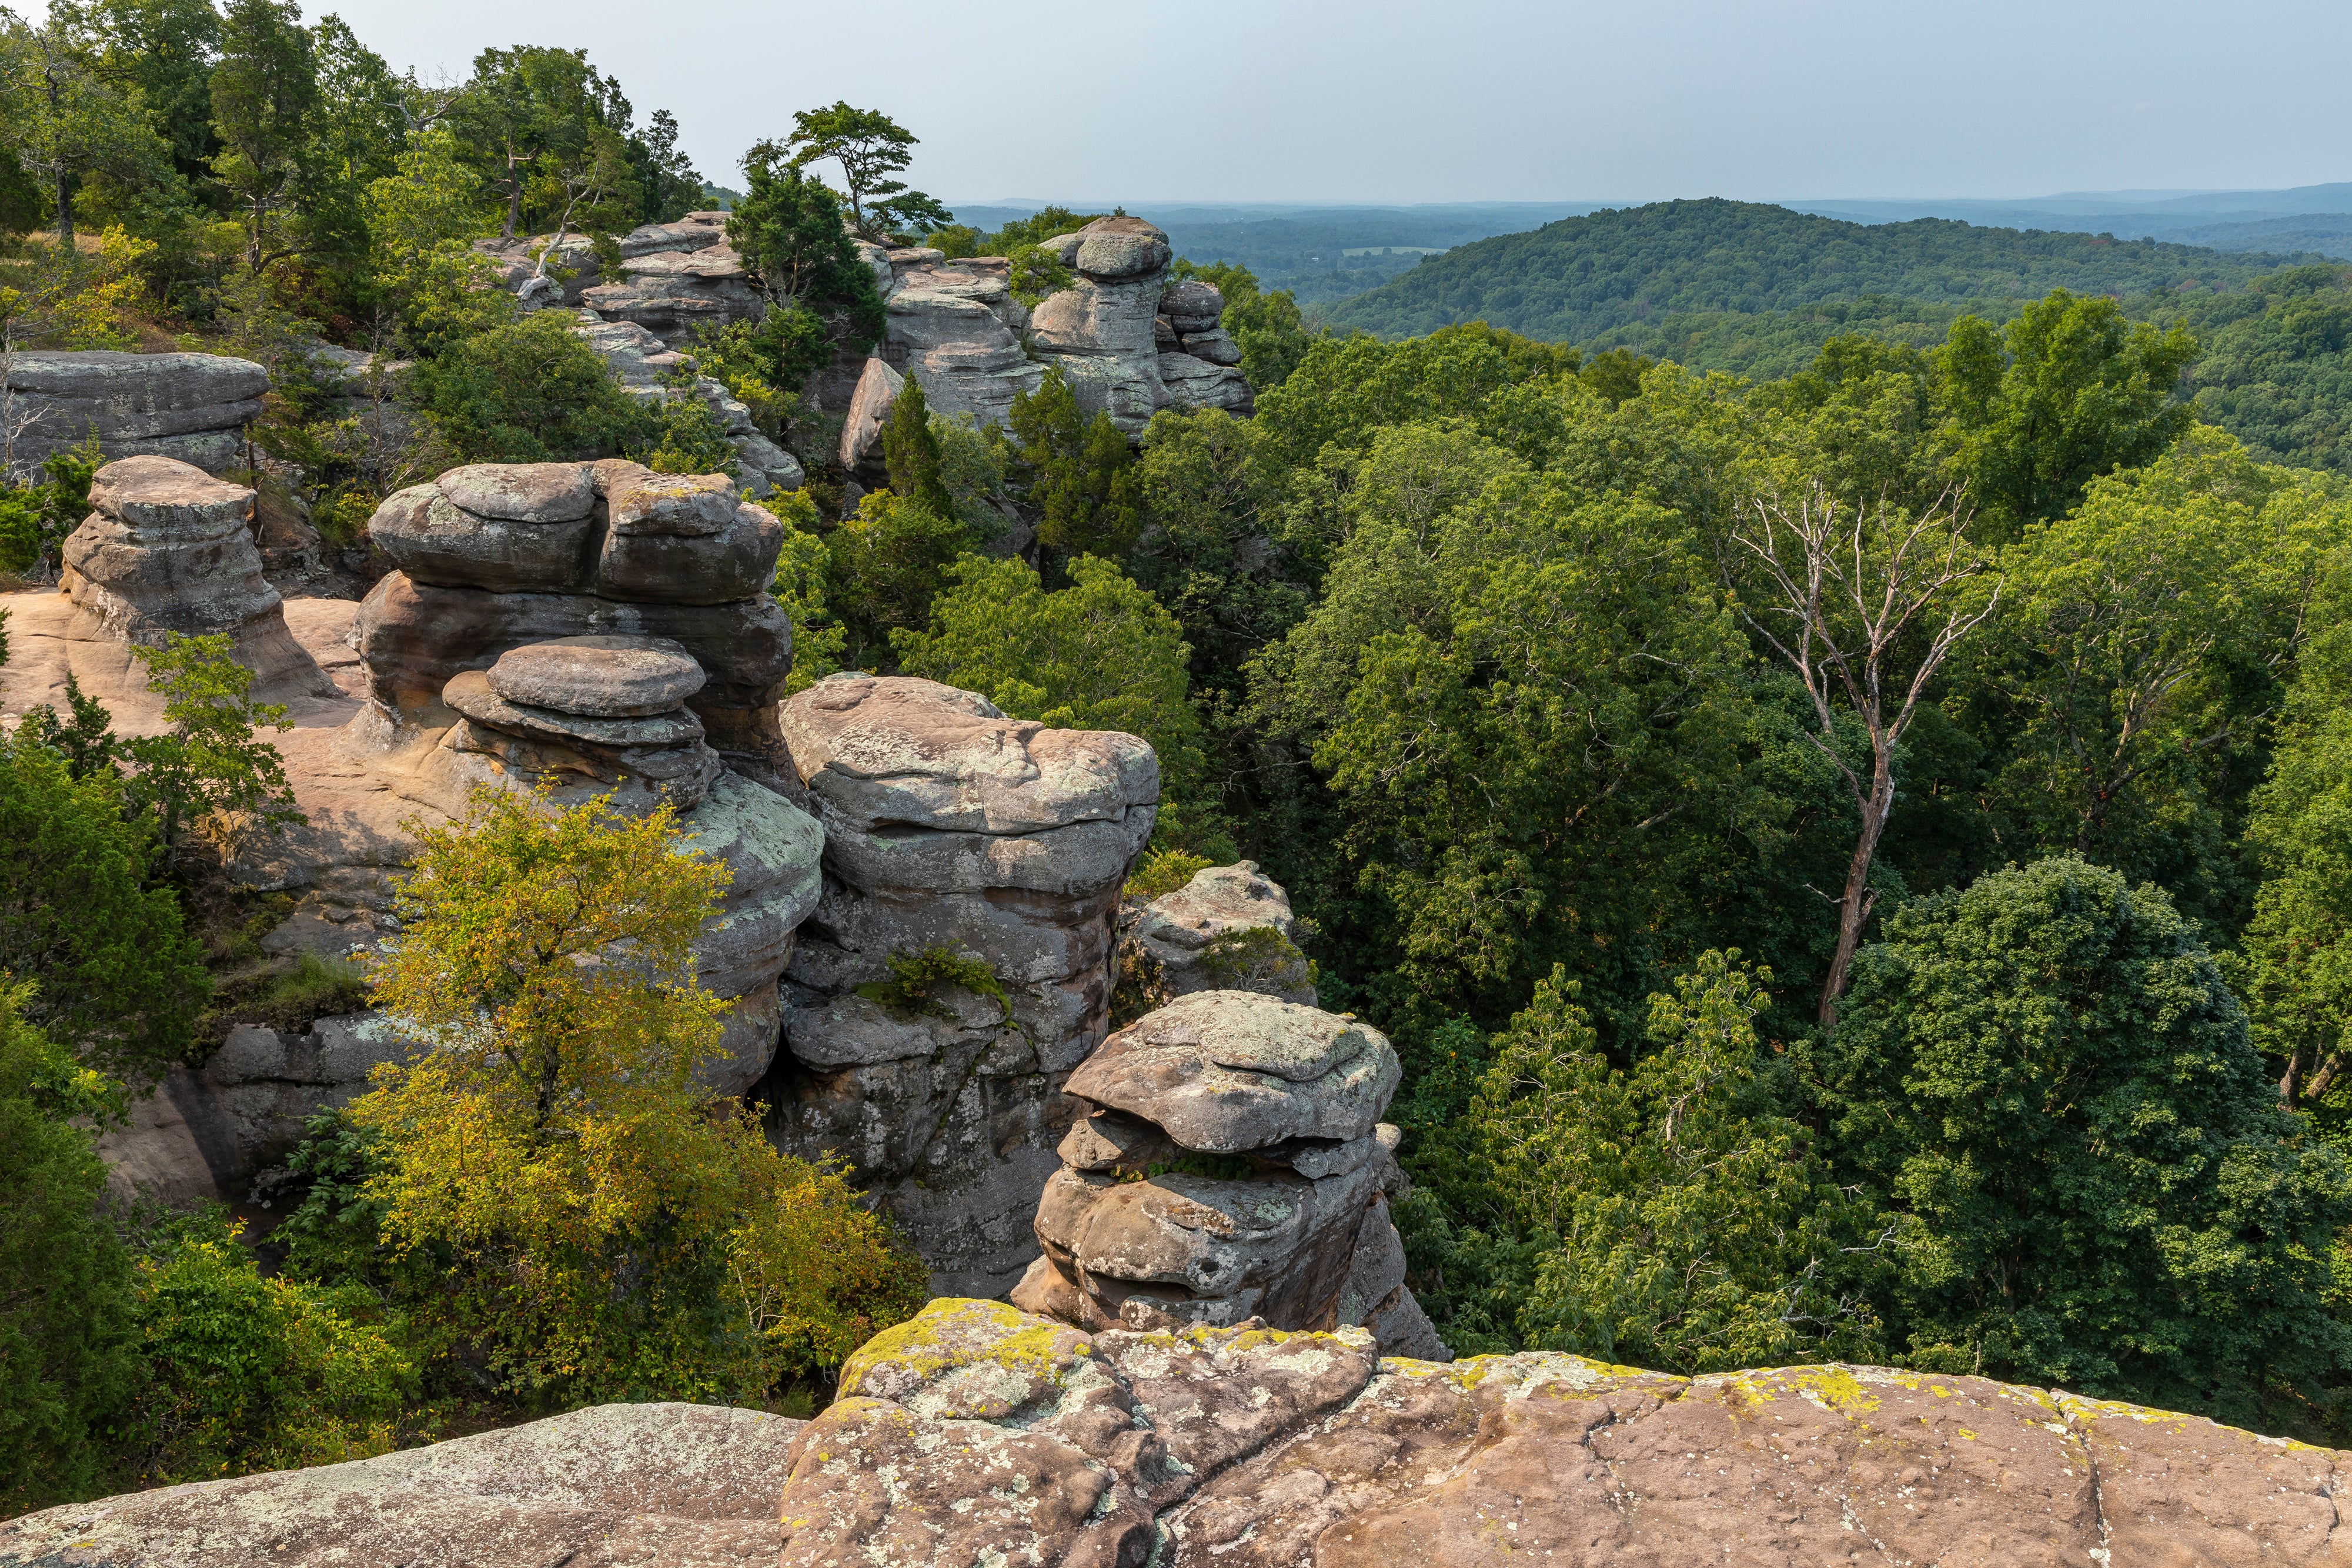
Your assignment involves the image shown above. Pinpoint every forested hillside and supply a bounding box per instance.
[1325,198,2314,340]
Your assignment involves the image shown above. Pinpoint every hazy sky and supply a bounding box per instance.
[305,0,2352,205]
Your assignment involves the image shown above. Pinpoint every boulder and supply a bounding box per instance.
[0,1403,804,1568]
[1161,278,1224,333]
[581,245,763,348]
[1117,859,1317,1011]
[437,460,597,523]
[443,667,724,811]
[880,262,1044,430]
[599,477,781,605]
[837,355,901,472]
[1158,349,1254,414]
[761,674,1158,1296]
[2,349,268,473]
[1180,326,1243,366]
[366,483,600,593]
[617,210,731,258]
[487,633,706,716]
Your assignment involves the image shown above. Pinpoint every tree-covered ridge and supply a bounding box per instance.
[1325,198,2318,343]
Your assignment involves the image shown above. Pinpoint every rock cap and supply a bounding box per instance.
[1063,991,1400,1151]
[486,635,707,717]
[87,454,253,529]
[436,462,596,523]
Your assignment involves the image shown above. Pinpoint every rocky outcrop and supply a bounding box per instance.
[878,249,1042,432]
[2,350,267,474]
[759,1296,2352,1568]
[94,1014,413,1210]
[1015,216,1254,433]
[0,1403,804,1568]
[578,213,761,349]
[760,674,1158,1296]
[18,1306,2350,1567]
[836,354,902,473]
[1010,989,1445,1359]
[56,456,335,694]
[1117,858,1318,1012]
[567,315,805,500]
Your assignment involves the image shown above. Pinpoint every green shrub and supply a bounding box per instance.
[409,313,647,463]
[0,985,140,1514]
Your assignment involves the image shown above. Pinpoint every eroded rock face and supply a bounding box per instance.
[58,456,334,694]
[3,350,268,473]
[24,1309,2351,1568]
[760,674,1158,1296]
[0,1403,804,1568]
[577,213,762,347]
[766,1298,2352,1568]
[879,252,1043,433]
[1011,991,1439,1354]
[836,354,903,473]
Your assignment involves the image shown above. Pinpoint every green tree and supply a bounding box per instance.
[409,310,646,463]
[125,631,305,858]
[1131,406,1305,693]
[1008,366,1140,560]
[451,45,633,241]
[774,100,943,241]
[1968,427,2338,921]
[0,725,206,1079]
[894,553,1204,792]
[360,123,512,355]
[1171,259,1315,391]
[1940,289,2200,537]
[350,786,926,1402]
[724,143,882,367]
[823,487,970,671]
[0,983,139,1514]
[882,369,954,517]
[0,5,175,247]
[64,0,220,191]
[206,0,318,273]
[1472,954,1886,1373]
[1821,858,2352,1422]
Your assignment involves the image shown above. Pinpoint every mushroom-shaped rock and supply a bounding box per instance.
[763,673,1159,1298]
[62,456,274,640]
[1064,991,1397,1152]
[486,634,706,717]
[1073,215,1172,279]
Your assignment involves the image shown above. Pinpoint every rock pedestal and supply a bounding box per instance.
[1011,988,1448,1359]
[58,454,333,693]
[760,673,1158,1296]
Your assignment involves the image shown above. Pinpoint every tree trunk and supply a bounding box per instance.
[1818,757,1896,1031]
[53,166,72,249]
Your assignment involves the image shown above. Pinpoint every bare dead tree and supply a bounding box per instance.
[1731,483,2001,1028]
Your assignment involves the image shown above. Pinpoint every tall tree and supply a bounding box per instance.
[208,0,318,272]
[1730,483,1998,1027]
[453,46,633,241]
[777,100,946,241]
[1940,289,2199,539]
[0,5,173,247]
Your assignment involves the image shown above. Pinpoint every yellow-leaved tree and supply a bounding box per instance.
[349,785,926,1405]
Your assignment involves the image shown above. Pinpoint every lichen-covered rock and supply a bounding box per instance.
[486,634,706,716]
[580,242,761,347]
[761,674,1157,1296]
[836,354,901,473]
[2,349,268,473]
[0,1402,804,1568]
[1118,859,1317,1011]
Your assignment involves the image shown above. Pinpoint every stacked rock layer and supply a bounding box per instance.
[1117,858,1319,1013]
[761,673,1158,1297]
[1010,988,1447,1359]
[5,350,268,473]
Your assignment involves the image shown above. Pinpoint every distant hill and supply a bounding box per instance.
[1324,199,2320,342]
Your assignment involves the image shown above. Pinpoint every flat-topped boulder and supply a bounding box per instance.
[435,460,597,522]
[2,350,268,472]
[1118,859,1318,1010]
[486,634,706,717]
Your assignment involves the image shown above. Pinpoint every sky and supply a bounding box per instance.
[297,0,2352,206]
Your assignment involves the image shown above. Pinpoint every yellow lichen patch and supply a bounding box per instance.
[840,1298,1095,1398]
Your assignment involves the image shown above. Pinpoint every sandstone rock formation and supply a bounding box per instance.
[760,1296,2352,1568]
[16,1304,2345,1567]
[0,1402,803,1568]
[486,211,769,347]
[760,674,1158,1296]
[1022,216,1252,433]
[94,1014,413,1210]
[1010,989,1445,1359]
[570,315,806,500]
[836,353,903,473]
[1117,858,1318,1010]
[56,456,335,696]
[878,248,1042,433]
[2,350,267,474]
